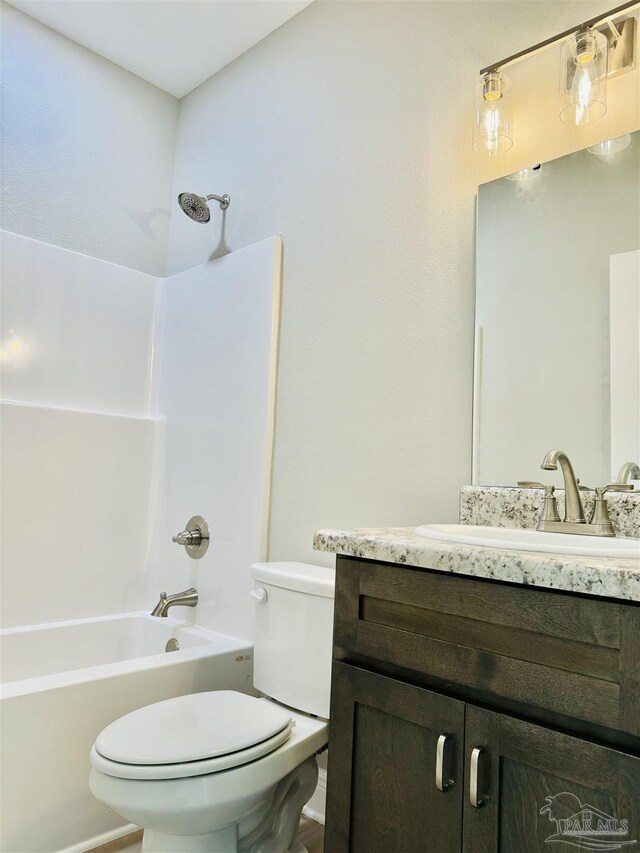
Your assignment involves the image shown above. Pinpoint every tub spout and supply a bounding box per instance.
[151,588,198,618]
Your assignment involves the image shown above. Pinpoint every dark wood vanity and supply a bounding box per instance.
[324,555,640,852]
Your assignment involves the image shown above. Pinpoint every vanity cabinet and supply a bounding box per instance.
[328,663,465,852]
[325,556,640,853]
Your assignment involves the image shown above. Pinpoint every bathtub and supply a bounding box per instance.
[0,613,253,853]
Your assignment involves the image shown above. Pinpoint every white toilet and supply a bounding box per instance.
[89,562,334,853]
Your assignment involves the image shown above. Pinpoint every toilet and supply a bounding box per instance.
[89,562,335,853]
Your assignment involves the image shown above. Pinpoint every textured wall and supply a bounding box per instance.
[0,3,179,276]
[165,0,638,565]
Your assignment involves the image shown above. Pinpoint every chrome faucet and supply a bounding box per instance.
[617,462,640,484]
[541,449,586,524]
[151,588,198,617]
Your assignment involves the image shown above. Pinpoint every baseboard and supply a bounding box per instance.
[63,823,139,853]
[303,766,327,826]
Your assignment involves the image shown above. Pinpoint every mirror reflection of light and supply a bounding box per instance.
[506,164,542,182]
[0,334,30,364]
[588,135,632,156]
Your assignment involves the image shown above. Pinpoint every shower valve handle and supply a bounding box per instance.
[173,529,201,546]
[172,516,210,559]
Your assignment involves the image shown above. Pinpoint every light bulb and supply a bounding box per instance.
[473,71,513,156]
[560,28,608,125]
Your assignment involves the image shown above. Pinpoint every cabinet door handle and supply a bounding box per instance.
[469,746,486,808]
[435,733,454,792]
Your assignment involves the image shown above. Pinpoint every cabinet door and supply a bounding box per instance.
[463,705,640,853]
[325,662,465,853]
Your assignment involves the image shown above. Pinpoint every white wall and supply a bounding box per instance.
[0,231,160,627]
[165,0,639,565]
[0,230,158,415]
[0,402,159,627]
[0,2,179,276]
[148,239,282,642]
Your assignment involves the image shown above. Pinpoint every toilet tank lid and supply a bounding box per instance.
[251,562,335,598]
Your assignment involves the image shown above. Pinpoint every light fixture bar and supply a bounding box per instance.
[480,0,639,74]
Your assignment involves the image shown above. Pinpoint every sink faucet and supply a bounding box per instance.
[617,462,640,484]
[151,588,198,617]
[534,449,633,537]
[540,449,586,524]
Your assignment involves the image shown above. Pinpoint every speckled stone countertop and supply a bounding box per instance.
[313,526,640,603]
[460,486,640,538]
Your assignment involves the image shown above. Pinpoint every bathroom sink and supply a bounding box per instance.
[414,524,640,559]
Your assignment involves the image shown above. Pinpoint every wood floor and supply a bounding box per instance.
[297,816,324,852]
[90,815,324,853]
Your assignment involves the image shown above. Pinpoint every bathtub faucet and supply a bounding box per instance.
[151,588,198,617]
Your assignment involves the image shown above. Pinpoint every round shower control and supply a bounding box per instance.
[172,516,210,559]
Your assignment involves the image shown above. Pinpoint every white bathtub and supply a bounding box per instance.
[0,613,253,853]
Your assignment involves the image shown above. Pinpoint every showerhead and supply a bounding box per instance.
[178,191,230,223]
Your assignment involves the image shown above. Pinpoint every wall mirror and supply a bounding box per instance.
[474,131,639,487]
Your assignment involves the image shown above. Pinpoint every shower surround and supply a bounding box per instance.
[0,229,282,850]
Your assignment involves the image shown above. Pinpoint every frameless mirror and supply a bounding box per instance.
[474,132,639,487]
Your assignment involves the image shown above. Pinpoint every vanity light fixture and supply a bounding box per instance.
[474,0,638,153]
[472,71,513,156]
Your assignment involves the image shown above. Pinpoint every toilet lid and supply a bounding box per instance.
[95,691,292,765]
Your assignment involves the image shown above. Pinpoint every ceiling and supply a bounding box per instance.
[6,0,314,98]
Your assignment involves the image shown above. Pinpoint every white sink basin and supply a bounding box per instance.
[414,524,640,559]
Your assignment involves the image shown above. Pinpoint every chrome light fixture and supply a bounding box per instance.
[473,1,637,154]
[560,27,608,125]
[472,71,513,156]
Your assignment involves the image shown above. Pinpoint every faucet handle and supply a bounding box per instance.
[595,483,634,498]
[589,484,633,536]
[173,530,200,545]
[519,479,594,494]
[172,516,209,559]
[518,481,555,496]
[518,482,561,526]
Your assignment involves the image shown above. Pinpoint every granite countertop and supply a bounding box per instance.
[313,526,640,603]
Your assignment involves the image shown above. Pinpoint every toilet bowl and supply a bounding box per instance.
[89,562,334,853]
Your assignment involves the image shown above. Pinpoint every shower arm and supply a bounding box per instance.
[206,193,230,210]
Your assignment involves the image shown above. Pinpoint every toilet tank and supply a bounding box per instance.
[251,562,335,719]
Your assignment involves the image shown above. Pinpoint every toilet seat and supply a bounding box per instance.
[90,724,293,780]
[93,691,293,779]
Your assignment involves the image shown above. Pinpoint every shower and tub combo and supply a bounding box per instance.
[0,227,285,851]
